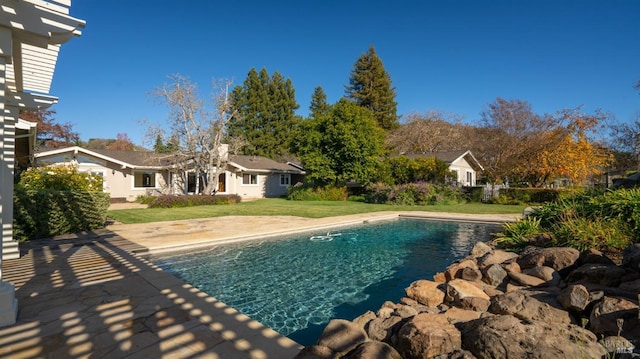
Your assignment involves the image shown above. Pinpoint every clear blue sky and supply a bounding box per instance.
[50,0,640,147]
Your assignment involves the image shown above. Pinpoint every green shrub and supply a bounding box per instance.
[147,194,241,208]
[17,164,103,192]
[495,217,545,249]
[551,216,632,252]
[462,186,484,203]
[496,188,640,252]
[495,187,581,205]
[347,195,366,202]
[364,182,463,205]
[136,195,157,205]
[363,182,392,204]
[287,185,348,201]
[14,189,110,241]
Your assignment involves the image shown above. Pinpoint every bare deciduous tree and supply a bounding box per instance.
[471,98,558,185]
[386,111,469,154]
[608,112,640,171]
[148,74,243,195]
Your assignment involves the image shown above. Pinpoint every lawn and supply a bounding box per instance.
[107,198,526,224]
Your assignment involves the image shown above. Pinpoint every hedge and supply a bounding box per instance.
[14,189,110,241]
[147,194,242,208]
[497,187,578,204]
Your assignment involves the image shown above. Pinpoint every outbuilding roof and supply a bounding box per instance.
[404,150,484,171]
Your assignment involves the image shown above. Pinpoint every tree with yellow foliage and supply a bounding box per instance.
[530,109,612,186]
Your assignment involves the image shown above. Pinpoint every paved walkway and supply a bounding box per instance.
[0,211,519,358]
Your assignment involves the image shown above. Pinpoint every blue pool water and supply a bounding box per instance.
[147,218,501,345]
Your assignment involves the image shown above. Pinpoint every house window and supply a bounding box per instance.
[242,173,258,185]
[280,174,291,186]
[451,169,459,183]
[466,171,473,186]
[134,171,156,188]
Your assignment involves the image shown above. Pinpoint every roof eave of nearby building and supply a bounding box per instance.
[464,151,484,171]
[34,146,166,171]
[232,167,304,175]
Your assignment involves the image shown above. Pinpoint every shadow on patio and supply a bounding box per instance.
[0,232,301,358]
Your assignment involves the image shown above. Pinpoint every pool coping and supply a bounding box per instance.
[107,211,519,255]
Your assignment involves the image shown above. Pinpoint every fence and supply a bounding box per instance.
[482,184,509,202]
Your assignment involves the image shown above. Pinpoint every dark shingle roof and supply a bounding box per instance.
[230,155,304,173]
[404,150,468,163]
[403,150,483,171]
[88,148,170,167]
[36,146,305,173]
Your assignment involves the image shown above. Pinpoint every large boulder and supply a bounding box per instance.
[522,265,561,286]
[589,296,639,337]
[566,263,627,287]
[366,316,403,343]
[578,248,617,266]
[446,279,491,312]
[442,306,483,324]
[397,313,461,359]
[459,266,483,282]
[294,345,337,359]
[619,278,640,292]
[517,247,580,273]
[557,284,591,312]
[489,289,572,324]
[352,310,376,328]
[460,315,606,358]
[477,250,518,268]
[443,259,479,281]
[317,319,368,355]
[507,271,546,287]
[395,303,418,318]
[405,280,445,307]
[481,263,508,287]
[468,241,492,259]
[622,243,640,272]
[343,341,402,359]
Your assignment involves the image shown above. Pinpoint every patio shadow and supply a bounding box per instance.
[0,231,301,358]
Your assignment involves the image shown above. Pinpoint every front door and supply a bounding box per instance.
[218,173,226,192]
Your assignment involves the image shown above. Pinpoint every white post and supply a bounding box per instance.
[0,27,18,327]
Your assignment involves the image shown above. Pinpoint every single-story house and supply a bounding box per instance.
[406,150,484,186]
[33,146,305,201]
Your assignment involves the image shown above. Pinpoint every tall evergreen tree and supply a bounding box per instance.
[345,46,399,131]
[228,67,300,160]
[309,86,330,120]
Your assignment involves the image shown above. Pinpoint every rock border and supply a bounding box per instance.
[295,242,640,359]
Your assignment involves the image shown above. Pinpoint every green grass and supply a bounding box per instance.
[107,198,525,224]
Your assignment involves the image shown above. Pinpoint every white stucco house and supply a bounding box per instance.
[33,146,306,201]
[407,150,484,186]
[0,0,85,327]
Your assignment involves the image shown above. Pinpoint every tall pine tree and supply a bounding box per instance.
[228,67,300,160]
[309,86,330,120]
[345,46,399,131]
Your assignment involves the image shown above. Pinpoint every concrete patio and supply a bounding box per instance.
[0,211,518,358]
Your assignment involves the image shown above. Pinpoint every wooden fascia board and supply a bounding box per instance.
[1,1,85,45]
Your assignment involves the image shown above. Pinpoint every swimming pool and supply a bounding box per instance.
[146,218,501,345]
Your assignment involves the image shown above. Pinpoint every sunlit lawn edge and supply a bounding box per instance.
[107,198,526,224]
